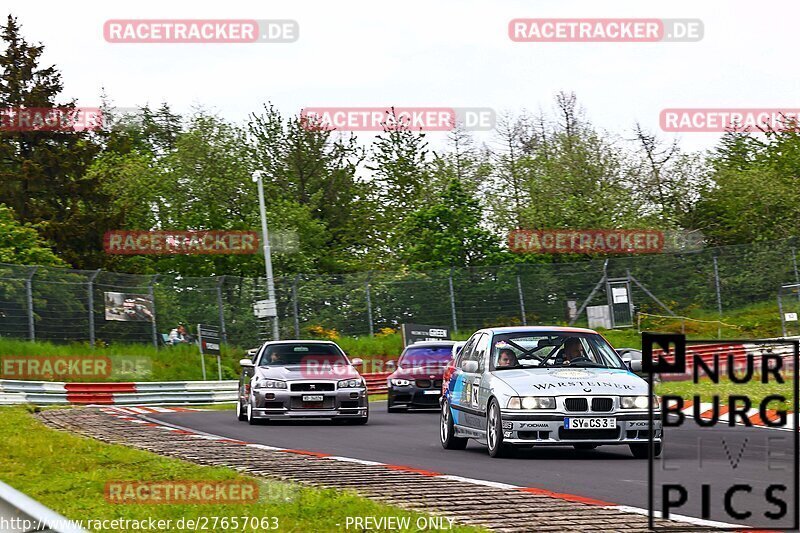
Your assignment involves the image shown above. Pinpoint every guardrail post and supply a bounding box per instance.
[516,271,527,326]
[217,276,227,343]
[149,275,159,349]
[292,274,300,338]
[449,267,458,333]
[87,269,101,347]
[365,271,374,336]
[25,266,37,341]
[712,255,722,339]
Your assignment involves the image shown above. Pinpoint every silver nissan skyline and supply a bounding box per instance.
[236,340,369,424]
[439,326,662,458]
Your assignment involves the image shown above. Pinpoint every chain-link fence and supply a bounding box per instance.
[1,238,799,348]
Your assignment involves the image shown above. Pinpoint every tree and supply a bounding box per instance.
[0,15,101,267]
[0,204,65,265]
[395,179,500,269]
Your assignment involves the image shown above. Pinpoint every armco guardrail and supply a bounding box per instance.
[0,479,86,533]
[0,374,392,405]
[0,380,238,405]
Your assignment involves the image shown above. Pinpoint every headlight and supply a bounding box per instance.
[338,378,363,389]
[391,379,411,387]
[507,396,555,409]
[620,395,657,409]
[254,379,287,389]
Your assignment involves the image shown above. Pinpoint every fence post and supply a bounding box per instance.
[516,271,527,326]
[712,255,722,339]
[149,275,159,349]
[25,266,38,341]
[448,267,458,333]
[365,271,374,336]
[792,246,800,302]
[778,292,787,337]
[87,270,101,347]
[292,275,300,338]
[216,276,227,343]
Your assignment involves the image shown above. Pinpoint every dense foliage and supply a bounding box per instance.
[1,15,799,279]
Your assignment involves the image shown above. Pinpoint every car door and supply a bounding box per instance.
[456,332,487,431]
[448,333,479,410]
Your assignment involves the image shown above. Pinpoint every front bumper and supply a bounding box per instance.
[388,384,442,408]
[250,385,368,419]
[499,410,662,445]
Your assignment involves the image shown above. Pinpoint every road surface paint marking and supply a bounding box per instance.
[610,505,740,528]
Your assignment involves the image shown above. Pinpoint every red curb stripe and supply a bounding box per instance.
[218,439,249,445]
[280,449,331,457]
[518,486,613,506]
[384,465,441,477]
[66,393,115,404]
[64,382,136,393]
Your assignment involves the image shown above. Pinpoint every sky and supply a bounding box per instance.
[4,0,798,154]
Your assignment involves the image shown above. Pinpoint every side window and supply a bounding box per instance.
[473,333,490,372]
[457,334,479,367]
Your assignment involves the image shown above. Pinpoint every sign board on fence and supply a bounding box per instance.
[587,305,612,329]
[103,292,154,322]
[253,299,277,318]
[785,312,798,322]
[197,323,222,381]
[197,324,221,355]
[401,324,450,347]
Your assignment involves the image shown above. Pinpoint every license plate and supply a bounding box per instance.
[423,390,440,395]
[564,417,617,429]
[303,395,324,402]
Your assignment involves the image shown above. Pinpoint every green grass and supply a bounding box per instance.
[0,406,484,533]
[657,378,795,409]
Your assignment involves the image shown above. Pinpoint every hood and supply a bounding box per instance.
[390,363,446,380]
[494,367,646,396]
[255,364,360,381]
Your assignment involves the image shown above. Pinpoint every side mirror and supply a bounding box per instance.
[461,360,479,373]
[239,358,254,367]
[385,360,396,371]
[630,360,643,372]
[351,358,363,367]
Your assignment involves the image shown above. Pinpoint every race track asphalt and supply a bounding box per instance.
[150,402,797,529]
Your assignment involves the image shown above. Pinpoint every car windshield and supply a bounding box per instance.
[258,343,348,367]
[399,346,453,367]
[490,332,625,370]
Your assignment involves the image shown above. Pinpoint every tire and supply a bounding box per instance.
[486,398,513,458]
[630,442,662,459]
[573,443,598,451]
[246,400,261,426]
[236,398,247,421]
[440,400,468,450]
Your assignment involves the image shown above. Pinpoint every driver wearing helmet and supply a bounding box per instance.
[560,337,585,365]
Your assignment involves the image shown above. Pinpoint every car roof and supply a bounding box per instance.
[404,340,457,347]
[482,326,599,335]
[260,339,340,346]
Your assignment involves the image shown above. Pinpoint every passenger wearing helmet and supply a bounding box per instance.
[496,348,518,368]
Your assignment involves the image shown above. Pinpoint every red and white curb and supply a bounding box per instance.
[96,407,742,530]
